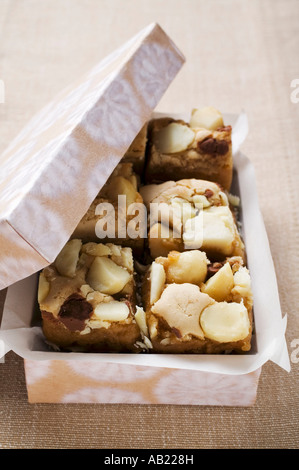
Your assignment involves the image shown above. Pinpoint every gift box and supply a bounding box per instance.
[0,23,290,405]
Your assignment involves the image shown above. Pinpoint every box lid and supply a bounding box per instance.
[0,23,185,290]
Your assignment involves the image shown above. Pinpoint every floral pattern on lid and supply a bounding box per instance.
[0,23,185,289]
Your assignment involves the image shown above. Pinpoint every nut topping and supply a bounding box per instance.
[93,301,130,322]
[55,239,82,278]
[201,262,234,302]
[156,122,195,154]
[204,189,214,199]
[87,256,131,295]
[149,261,166,305]
[200,301,250,343]
[190,106,224,130]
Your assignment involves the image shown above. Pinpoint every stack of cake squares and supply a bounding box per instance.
[38,107,253,355]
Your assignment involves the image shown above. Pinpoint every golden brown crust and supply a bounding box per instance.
[39,241,143,352]
[140,178,245,262]
[71,163,145,257]
[141,252,253,354]
[144,118,233,190]
[39,108,254,357]
[42,309,141,352]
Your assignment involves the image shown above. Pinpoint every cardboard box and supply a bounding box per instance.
[0,24,290,405]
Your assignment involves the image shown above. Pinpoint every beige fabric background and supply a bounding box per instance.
[0,0,298,449]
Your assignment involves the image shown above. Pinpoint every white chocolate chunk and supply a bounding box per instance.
[190,106,224,130]
[201,262,234,301]
[170,197,196,225]
[38,272,50,303]
[55,239,82,278]
[150,262,166,305]
[108,245,134,273]
[219,191,229,206]
[188,206,235,254]
[149,317,158,339]
[80,284,94,298]
[82,243,112,257]
[118,247,134,273]
[204,205,235,228]
[151,283,214,339]
[94,301,130,322]
[166,251,208,285]
[86,290,112,305]
[135,306,149,337]
[184,204,236,252]
[202,213,234,253]
[106,176,137,207]
[200,301,250,342]
[87,256,131,295]
[156,122,195,154]
[233,266,251,289]
[232,267,253,300]
[107,243,122,257]
[228,193,240,207]
[183,213,204,250]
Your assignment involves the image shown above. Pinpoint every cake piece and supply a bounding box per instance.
[142,251,253,353]
[144,107,233,190]
[140,178,245,261]
[122,123,148,174]
[38,239,143,352]
[72,163,145,257]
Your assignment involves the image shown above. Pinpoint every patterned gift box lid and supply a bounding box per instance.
[0,23,185,289]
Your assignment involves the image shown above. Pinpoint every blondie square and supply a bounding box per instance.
[38,240,142,352]
[140,178,245,261]
[144,107,232,190]
[142,250,253,353]
[72,163,145,256]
